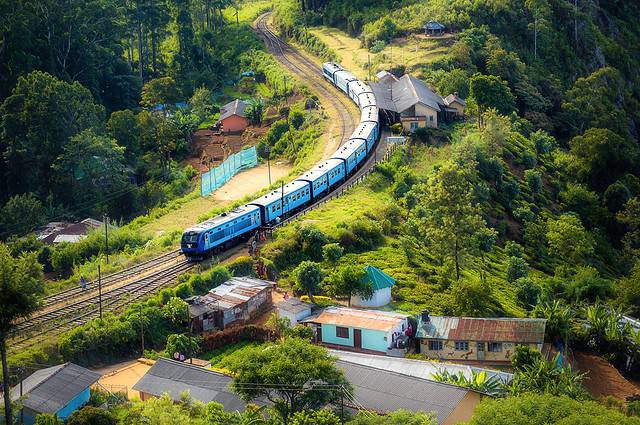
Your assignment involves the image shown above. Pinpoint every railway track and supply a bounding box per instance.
[10,260,195,351]
[253,13,392,229]
[254,13,357,147]
[10,14,390,354]
[42,249,182,307]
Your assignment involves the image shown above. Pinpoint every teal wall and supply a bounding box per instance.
[57,387,91,421]
[320,324,389,353]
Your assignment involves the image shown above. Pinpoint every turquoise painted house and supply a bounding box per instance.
[10,363,100,425]
[304,307,409,355]
[351,266,395,308]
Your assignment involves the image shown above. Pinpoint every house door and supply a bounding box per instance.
[316,326,323,343]
[354,329,362,350]
[477,342,485,361]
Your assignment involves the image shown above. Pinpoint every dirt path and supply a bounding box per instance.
[575,352,640,400]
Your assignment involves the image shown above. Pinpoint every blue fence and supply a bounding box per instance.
[201,146,258,196]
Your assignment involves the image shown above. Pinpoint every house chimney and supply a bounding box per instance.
[421,310,430,323]
[454,91,459,97]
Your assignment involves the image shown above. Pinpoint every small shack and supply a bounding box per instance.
[443,92,467,118]
[424,21,446,36]
[10,363,101,425]
[276,297,312,326]
[303,307,410,356]
[133,358,251,410]
[187,277,273,334]
[350,266,395,308]
[217,99,249,134]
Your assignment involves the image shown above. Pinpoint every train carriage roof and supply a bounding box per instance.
[323,62,343,73]
[249,180,310,207]
[186,204,259,233]
[350,121,377,140]
[334,70,357,82]
[308,158,344,174]
[331,139,365,161]
[361,105,379,122]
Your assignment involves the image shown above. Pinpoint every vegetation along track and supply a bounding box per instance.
[254,12,357,147]
[254,13,392,228]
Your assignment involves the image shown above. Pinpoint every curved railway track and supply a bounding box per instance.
[255,13,357,147]
[10,13,391,354]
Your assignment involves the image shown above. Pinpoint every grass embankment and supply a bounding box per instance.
[262,139,531,317]
[307,25,451,80]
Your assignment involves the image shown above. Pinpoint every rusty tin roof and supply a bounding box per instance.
[416,316,546,344]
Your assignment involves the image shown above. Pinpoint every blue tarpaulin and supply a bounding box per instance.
[201,146,258,196]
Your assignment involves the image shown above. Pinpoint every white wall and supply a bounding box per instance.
[351,287,392,308]
[278,307,311,326]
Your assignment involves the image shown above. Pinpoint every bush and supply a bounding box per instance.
[67,406,116,425]
[337,218,384,252]
[228,256,255,277]
[506,256,529,282]
[202,325,275,351]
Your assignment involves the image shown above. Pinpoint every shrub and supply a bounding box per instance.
[67,406,117,425]
[228,256,255,277]
[337,218,383,252]
[506,256,529,282]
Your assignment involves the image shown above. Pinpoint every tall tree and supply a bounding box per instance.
[0,71,104,198]
[0,244,45,424]
[410,162,490,280]
[225,338,349,425]
[469,74,516,127]
[545,214,594,266]
[325,265,371,307]
[293,261,322,302]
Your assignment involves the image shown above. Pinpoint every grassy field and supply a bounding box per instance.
[308,26,452,80]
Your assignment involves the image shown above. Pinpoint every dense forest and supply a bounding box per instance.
[0,0,269,238]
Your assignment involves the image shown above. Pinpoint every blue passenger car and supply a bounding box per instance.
[181,205,261,256]
[332,139,367,174]
[296,169,329,198]
[360,106,379,125]
[351,122,378,153]
[322,62,343,84]
[334,70,357,95]
[357,92,377,109]
[250,181,311,225]
[348,81,373,105]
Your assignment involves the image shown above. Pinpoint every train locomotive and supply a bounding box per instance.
[181,62,380,258]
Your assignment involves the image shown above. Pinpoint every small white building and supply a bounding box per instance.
[276,297,312,326]
[351,266,395,308]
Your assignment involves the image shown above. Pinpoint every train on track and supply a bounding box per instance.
[181,62,380,258]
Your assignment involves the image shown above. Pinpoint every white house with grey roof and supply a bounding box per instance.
[371,73,465,132]
[10,363,101,425]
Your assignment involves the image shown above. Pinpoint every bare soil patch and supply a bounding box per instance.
[575,352,640,400]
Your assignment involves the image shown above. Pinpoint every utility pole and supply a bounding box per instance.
[265,146,272,185]
[280,181,285,220]
[340,385,345,425]
[103,214,109,264]
[98,264,103,320]
[139,304,144,356]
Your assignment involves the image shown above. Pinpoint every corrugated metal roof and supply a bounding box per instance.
[132,358,251,410]
[330,350,513,384]
[363,266,395,291]
[336,360,472,422]
[416,316,546,344]
[444,93,467,107]
[218,99,247,121]
[188,277,272,314]
[11,363,101,414]
[276,297,312,314]
[371,75,444,113]
[304,307,407,332]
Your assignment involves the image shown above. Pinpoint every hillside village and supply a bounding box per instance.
[1,0,640,424]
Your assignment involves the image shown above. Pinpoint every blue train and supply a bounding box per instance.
[181,62,380,257]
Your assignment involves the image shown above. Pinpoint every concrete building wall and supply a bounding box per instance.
[278,307,311,326]
[319,324,391,353]
[351,287,391,308]
[420,339,540,363]
[221,115,249,133]
[448,101,465,116]
[414,103,439,128]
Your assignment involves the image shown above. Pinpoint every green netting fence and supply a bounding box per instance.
[201,146,258,196]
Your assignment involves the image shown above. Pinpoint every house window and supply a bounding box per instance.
[429,115,434,122]
[410,122,419,130]
[428,340,443,351]
[336,326,349,338]
[487,342,502,352]
[455,341,469,351]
